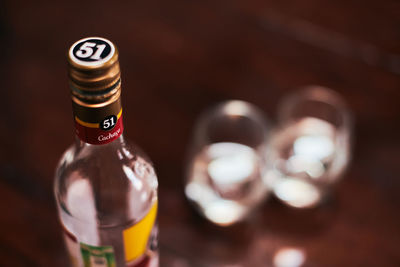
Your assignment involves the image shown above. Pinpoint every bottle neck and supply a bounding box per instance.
[72,94,124,145]
[75,133,126,148]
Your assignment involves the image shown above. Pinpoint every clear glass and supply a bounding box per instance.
[185,100,271,226]
[264,86,353,208]
[54,135,159,267]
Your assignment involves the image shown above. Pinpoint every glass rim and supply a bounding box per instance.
[194,100,271,145]
[278,86,353,131]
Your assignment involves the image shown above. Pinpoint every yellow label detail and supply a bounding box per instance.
[123,202,157,262]
[75,109,123,128]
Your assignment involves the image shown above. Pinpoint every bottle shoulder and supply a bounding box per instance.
[55,137,157,182]
[54,136,158,226]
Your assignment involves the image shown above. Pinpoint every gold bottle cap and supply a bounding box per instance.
[68,37,123,136]
[68,37,121,103]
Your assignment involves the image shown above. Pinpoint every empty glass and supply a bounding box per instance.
[184,100,271,226]
[264,86,353,208]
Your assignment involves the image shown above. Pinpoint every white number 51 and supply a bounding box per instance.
[102,117,116,130]
[76,42,106,60]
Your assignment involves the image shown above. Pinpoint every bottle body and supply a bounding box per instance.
[55,136,158,267]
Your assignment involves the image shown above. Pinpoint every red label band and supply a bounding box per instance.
[75,114,123,145]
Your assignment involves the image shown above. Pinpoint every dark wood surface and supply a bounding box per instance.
[1,0,400,266]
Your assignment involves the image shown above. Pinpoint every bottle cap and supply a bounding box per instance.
[68,37,121,103]
[68,37,124,144]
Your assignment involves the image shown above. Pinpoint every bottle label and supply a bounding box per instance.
[61,202,157,267]
[74,108,124,145]
[124,202,158,263]
[80,243,116,267]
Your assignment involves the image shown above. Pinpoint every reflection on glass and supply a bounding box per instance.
[186,142,267,226]
[273,247,306,267]
[274,178,321,208]
[222,100,253,116]
[207,143,257,186]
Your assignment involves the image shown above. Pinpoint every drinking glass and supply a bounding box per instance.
[264,86,353,208]
[184,100,271,226]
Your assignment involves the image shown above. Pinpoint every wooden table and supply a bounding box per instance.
[1,0,399,266]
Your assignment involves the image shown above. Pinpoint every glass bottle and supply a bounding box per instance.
[54,37,159,267]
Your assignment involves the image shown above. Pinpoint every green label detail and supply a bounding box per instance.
[80,242,116,267]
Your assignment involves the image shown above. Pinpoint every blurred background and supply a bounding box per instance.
[0,0,399,266]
